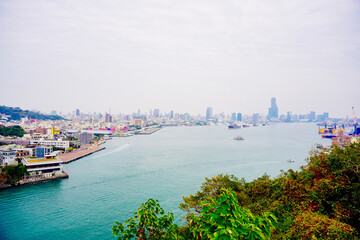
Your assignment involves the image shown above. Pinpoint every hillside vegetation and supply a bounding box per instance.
[0,125,25,137]
[0,105,64,120]
[112,143,360,239]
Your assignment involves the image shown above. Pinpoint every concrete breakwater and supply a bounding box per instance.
[59,145,105,163]
[134,127,162,135]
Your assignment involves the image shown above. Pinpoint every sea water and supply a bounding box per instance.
[0,123,330,240]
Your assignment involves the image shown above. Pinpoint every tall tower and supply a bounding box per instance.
[267,97,278,119]
[206,107,213,120]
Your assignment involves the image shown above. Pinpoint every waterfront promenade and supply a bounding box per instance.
[59,145,105,163]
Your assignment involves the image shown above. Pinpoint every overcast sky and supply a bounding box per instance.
[0,0,359,117]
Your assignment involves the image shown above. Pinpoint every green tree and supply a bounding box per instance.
[189,188,276,240]
[112,199,182,240]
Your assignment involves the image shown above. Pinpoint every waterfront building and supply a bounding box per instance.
[206,107,213,120]
[79,133,93,145]
[309,111,316,121]
[286,112,292,122]
[231,113,236,121]
[252,113,260,124]
[267,97,279,120]
[22,157,64,178]
[0,149,16,165]
[237,113,242,121]
[324,112,329,121]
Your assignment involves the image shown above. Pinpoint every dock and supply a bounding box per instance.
[59,145,105,163]
[134,127,162,135]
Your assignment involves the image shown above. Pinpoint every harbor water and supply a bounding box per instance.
[0,123,330,240]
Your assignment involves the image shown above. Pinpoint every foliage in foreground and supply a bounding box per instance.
[112,199,181,240]
[0,163,27,185]
[113,143,360,239]
[189,188,276,239]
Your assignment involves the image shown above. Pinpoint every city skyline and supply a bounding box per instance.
[1,1,359,117]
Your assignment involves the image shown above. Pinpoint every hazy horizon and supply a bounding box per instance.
[1,0,359,118]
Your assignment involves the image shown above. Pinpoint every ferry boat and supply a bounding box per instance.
[233,136,244,140]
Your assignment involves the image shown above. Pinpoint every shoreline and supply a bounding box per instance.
[0,171,69,190]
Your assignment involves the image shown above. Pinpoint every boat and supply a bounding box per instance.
[287,159,294,163]
[228,124,241,129]
[242,124,250,128]
[233,136,244,140]
[322,134,337,139]
[315,143,324,149]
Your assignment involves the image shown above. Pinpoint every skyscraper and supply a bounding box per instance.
[105,113,112,122]
[237,113,242,121]
[154,109,160,118]
[206,107,213,120]
[267,97,278,119]
[231,113,236,121]
[76,109,80,116]
[170,110,174,119]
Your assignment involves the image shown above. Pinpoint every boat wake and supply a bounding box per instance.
[92,143,131,159]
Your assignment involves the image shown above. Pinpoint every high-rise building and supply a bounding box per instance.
[231,113,236,121]
[323,112,329,121]
[105,113,112,123]
[76,109,80,116]
[154,109,160,118]
[286,112,292,122]
[267,97,278,120]
[309,111,316,121]
[206,107,213,120]
[237,113,242,121]
[170,110,174,119]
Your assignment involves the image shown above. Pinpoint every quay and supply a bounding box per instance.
[134,127,162,135]
[59,145,105,163]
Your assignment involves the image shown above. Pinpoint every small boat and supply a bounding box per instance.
[228,124,241,129]
[316,143,324,149]
[234,136,244,140]
[287,159,294,163]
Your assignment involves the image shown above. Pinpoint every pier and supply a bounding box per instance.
[59,145,105,163]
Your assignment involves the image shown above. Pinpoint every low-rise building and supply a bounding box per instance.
[79,132,93,144]
[30,139,70,149]
[22,157,64,178]
[35,146,52,158]
[0,149,17,165]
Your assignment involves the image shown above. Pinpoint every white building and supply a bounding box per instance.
[22,157,64,178]
[0,149,17,165]
[30,139,70,149]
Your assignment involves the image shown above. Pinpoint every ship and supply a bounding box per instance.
[233,136,244,140]
[228,124,241,129]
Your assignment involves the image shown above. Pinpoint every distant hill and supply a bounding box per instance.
[0,105,65,121]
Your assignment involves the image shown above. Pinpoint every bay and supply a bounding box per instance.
[0,123,330,240]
